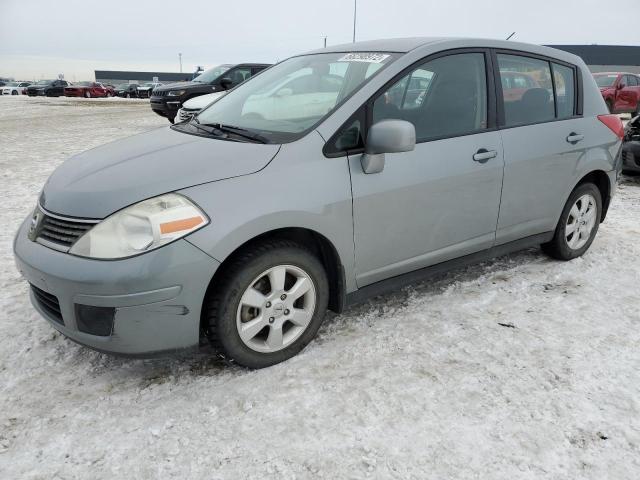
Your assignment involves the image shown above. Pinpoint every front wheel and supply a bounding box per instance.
[203,240,329,368]
[542,183,602,260]
[11,90,18,95]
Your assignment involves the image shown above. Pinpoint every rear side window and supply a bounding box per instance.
[552,63,575,119]
[498,54,554,126]
[628,75,639,87]
[372,52,487,141]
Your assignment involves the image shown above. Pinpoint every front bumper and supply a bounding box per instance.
[150,96,181,118]
[13,217,220,356]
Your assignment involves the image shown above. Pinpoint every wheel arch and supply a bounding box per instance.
[199,226,347,338]
[575,169,612,222]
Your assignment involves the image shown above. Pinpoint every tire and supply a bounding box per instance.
[85,91,91,98]
[106,92,112,98]
[542,183,602,260]
[203,240,329,368]
[126,93,131,98]
[11,90,18,95]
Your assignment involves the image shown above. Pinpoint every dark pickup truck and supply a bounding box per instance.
[150,63,270,123]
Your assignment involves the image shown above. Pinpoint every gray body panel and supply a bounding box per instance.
[41,127,280,218]
[349,131,504,287]
[13,37,622,356]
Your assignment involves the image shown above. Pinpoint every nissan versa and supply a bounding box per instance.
[14,38,623,368]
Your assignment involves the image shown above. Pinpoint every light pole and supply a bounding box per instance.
[323,36,327,48]
[352,0,357,43]
[178,53,183,73]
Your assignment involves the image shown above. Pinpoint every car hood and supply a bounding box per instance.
[156,81,201,91]
[40,127,280,218]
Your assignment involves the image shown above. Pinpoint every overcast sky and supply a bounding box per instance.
[1,0,638,81]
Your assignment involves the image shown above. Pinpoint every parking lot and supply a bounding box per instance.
[1,95,639,479]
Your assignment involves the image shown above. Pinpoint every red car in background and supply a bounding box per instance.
[64,81,115,98]
[593,72,640,116]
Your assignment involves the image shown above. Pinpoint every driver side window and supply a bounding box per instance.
[372,53,487,142]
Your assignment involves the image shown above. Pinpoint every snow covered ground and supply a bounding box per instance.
[1,95,639,479]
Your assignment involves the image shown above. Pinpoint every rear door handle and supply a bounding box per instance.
[473,149,498,163]
[566,132,584,144]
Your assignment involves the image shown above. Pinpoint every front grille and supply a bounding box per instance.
[33,209,98,251]
[31,285,64,325]
[153,90,167,97]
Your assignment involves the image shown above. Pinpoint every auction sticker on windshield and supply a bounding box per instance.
[338,53,390,63]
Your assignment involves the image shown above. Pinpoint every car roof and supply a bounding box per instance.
[303,37,584,64]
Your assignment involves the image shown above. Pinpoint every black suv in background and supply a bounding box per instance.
[27,79,70,97]
[115,84,141,98]
[150,63,270,123]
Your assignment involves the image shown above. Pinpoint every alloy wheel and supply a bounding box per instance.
[565,193,597,250]
[236,264,316,353]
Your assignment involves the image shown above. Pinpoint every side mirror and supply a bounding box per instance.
[361,119,416,174]
[220,78,233,90]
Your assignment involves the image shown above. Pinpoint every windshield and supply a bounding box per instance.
[193,65,232,83]
[77,81,92,86]
[116,84,129,89]
[195,52,397,143]
[36,80,53,85]
[594,75,618,87]
[5,82,18,87]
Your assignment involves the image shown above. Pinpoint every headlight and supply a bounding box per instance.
[69,193,208,259]
[168,90,186,96]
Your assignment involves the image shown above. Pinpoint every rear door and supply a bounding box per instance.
[494,52,586,244]
[347,50,504,286]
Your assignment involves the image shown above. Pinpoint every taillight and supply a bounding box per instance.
[598,114,624,139]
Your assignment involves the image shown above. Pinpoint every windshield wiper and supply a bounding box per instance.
[199,122,270,144]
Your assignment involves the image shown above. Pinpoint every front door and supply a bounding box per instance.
[348,51,504,287]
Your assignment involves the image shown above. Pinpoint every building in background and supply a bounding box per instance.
[548,45,640,74]
[94,70,192,85]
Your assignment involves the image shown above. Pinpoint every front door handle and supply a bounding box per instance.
[566,132,584,144]
[473,149,498,163]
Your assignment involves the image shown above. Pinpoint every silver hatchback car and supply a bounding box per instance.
[14,38,623,368]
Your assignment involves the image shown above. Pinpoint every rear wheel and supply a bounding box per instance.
[203,240,329,368]
[542,183,602,260]
[85,90,91,98]
[11,90,18,95]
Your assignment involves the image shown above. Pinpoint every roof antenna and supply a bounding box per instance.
[506,32,516,41]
